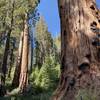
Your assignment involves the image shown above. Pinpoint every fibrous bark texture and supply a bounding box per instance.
[19,15,29,93]
[12,31,24,87]
[52,0,100,100]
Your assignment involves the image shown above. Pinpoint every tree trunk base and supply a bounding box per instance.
[0,84,6,97]
[12,66,21,88]
[19,72,28,93]
[51,64,100,100]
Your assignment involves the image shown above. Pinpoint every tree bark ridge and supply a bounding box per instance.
[52,0,100,100]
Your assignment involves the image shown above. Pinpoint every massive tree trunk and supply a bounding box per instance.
[12,31,24,87]
[52,0,100,100]
[19,14,29,93]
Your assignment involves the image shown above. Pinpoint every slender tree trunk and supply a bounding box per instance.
[29,38,33,73]
[52,0,100,100]
[0,31,11,96]
[12,31,24,87]
[8,47,14,78]
[19,14,29,93]
[28,39,33,74]
[1,31,10,85]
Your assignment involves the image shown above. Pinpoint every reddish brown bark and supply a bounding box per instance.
[52,0,100,100]
[19,14,29,93]
[12,31,24,87]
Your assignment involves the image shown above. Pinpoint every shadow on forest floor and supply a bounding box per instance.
[0,93,52,100]
[0,84,52,100]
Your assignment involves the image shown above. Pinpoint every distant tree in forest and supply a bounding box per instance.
[34,17,54,67]
[0,0,15,96]
[15,0,40,93]
[12,0,40,88]
[34,55,60,91]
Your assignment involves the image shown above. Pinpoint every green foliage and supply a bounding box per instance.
[34,16,57,67]
[34,56,60,90]
[35,16,53,53]
[0,0,40,36]
[54,35,61,52]
[0,1,60,99]
[28,54,60,99]
[30,67,40,82]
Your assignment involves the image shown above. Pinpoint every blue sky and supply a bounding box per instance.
[97,0,100,8]
[38,0,100,37]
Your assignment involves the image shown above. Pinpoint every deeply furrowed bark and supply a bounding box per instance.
[52,0,100,100]
[19,14,29,93]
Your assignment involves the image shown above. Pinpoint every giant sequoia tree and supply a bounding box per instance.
[12,31,24,87]
[11,0,40,90]
[52,0,100,100]
[19,14,29,92]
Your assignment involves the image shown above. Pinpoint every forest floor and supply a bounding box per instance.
[0,77,53,100]
[0,87,52,100]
